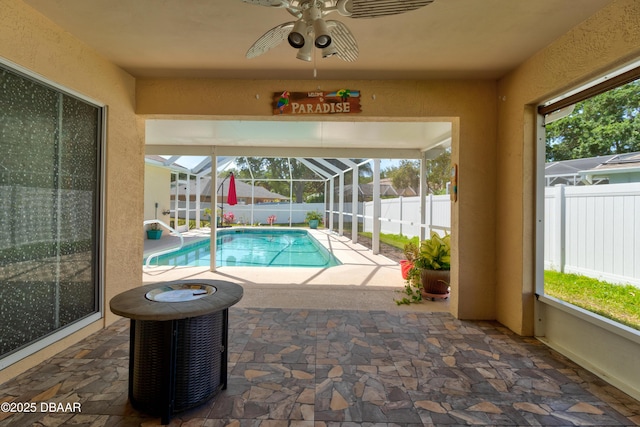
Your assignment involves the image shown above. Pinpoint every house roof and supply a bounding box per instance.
[545,152,640,185]
[545,155,618,177]
[590,152,640,171]
[343,178,417,198]
[172,176,289,201]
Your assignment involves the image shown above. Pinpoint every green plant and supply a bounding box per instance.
[395,278,423,305]
[394,232,451,305]
[403,241,419,262]
[413,231,451,271]
[305,210,323,223]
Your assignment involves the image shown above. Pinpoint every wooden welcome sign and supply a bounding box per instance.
[273,90,361,115]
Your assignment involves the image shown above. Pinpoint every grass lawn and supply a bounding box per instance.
[544,270,640,330]
[359,231,418,251]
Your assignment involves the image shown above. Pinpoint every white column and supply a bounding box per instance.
[399,196,404,237]
[329,177,335,231]
[195,176,201,228]
[173,172,179,230]
[372,159,381,255]
[351,164,359,244]
[419,152,428,241]
[185,172,191,229]
[338,172,345,235]
[210,149,217,271]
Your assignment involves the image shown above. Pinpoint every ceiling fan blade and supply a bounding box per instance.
[327,20,358,62]
[240,0,289,7]
[246,22,295,59]
[348,0,435,18]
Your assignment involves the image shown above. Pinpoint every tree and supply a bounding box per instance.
[424,150,451,195]
[384,150,451,195]
[231,157,372,203]
[545,79,640,161]
[388,160,420,192]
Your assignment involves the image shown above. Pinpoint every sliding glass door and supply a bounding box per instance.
[0,64,103,360]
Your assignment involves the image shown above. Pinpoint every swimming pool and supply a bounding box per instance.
[145,228,341,268]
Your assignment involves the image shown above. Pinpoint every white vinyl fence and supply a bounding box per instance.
[359,184,640,287]
[362,195,451,238]
[545,183,640,287]
[178,202,325,226]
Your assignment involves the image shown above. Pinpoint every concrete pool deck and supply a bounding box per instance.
[142,227,451,313]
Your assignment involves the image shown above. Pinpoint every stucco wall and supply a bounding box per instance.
[0,0,142,382]
[137,78,499,321]
[496,0,640,335]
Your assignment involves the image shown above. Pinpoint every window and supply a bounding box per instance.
[539,70,640,330]
[0,63,103,361]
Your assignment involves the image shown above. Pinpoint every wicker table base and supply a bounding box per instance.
[129,311,227,421]
[110,280,243,424]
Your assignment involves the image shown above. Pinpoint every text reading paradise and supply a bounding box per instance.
[273,90,361,115]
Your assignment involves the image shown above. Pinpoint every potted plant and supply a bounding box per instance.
[147,202,164,239]
[222,211,235,227]
[305,210,323,229]
[414,231,451,300]
[399,241,419,280]
[146,222,163,240]
[394,232,450,305]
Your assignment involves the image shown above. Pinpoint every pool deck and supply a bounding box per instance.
[143,227,450,313]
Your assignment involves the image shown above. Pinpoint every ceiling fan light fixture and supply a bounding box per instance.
[312,18,332,48]
[296,34,313,61]
[321,43,338,58]
[287,19,307,48]
[336,0,353,16]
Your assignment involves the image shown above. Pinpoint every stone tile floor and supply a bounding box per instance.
[1,308,639,426]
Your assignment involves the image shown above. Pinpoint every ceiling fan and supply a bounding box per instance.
[241,0,435,62]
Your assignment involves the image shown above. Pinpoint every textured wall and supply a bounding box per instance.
[496,0,640,334]
[0,0,141,382]
[137,78,499,321]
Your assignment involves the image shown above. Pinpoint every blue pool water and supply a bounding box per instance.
[145,228,341,268]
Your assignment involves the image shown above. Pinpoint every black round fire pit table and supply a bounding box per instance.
[109,280,243,424]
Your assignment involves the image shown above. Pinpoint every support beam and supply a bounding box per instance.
[372,159,381,255]
[185,172,191,229]
[329,178,335,232]
[419,151,428,241]
[173,172,179,233]
[145,144,422,160]
[195,176,201,228]
[210,149,217,272]
[338,171,344,235]
[352,163,359,244]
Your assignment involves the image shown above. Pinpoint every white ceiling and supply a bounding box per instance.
[145,119,452,158]
[22,0,613,156]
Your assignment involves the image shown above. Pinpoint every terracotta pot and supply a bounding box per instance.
[399,260,413,280]
[421,269,450,296]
